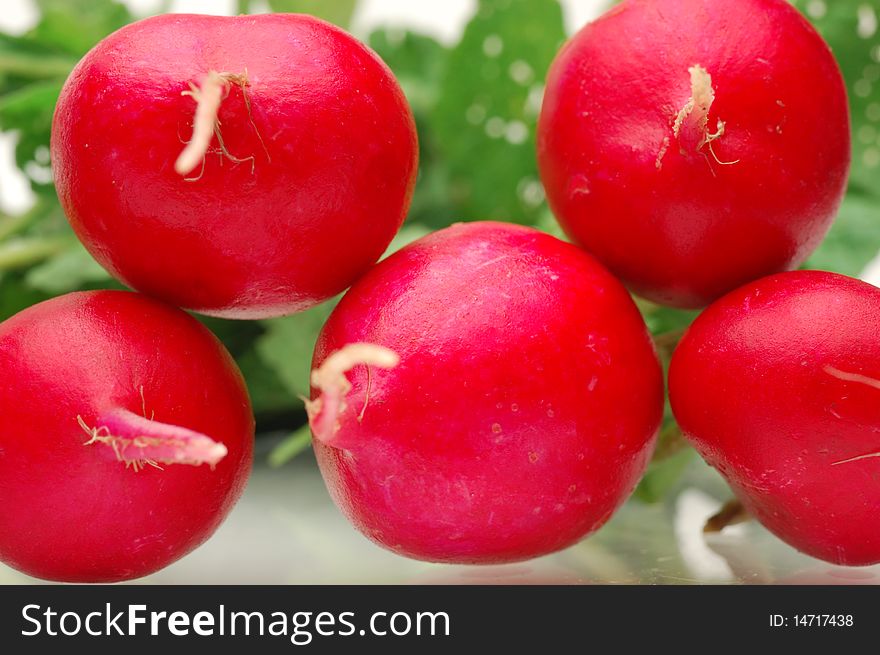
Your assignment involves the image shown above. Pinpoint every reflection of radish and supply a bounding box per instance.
[538,0,850,308]
[52,14,418,318]
[0,291,254,581]
[670,271,880,566]
[308,222,663,563]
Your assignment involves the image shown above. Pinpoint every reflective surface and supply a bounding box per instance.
[2,437,879,585]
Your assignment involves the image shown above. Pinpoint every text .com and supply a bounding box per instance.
[22,604,451,645]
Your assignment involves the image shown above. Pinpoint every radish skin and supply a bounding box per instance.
[670,271,880,566]
[538,0,851,308]
[310,222,664,563]
[51,14,418,318]
[0,291,254,582]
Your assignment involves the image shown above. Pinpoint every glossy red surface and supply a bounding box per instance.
[52,14,418,318]
[0,291,254,581]
[537,0,850,308]
[311,222,664,563]
[670,271,880,565]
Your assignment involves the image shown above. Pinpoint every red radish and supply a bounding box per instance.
[0,291,254,582]
[308,221,663,563]
[670,271,880,566]
[51,14,418,319]
[537,0,850,308]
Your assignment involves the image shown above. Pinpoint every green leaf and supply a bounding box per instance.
[0,33,53,61]
[531,207,567,240]
[789,1,880,277]
[432,0,566,224]
[196,317,300,418]
[235,347,301,417]
[0,199,49,241]
[368,28,457,229]
[0,81,62,130]
[0,80,62,181]
[0,50,76,80]
[197,315,265,359]
[24,242,110,293]
[640,301,699,337]
[368,28,447,116]
[406,162,460,229]
[791,0,880,198]
[256,299,338,400]
[268,424,313,467]
[806,191,880,275]
[633,447,695,504]
[0,236,69,271]
[265,0,358,28]
[29,0,133,57]
[383,222,432,257]
[0,272,52,322]
[255,223,429,400]
[0,2,134,188]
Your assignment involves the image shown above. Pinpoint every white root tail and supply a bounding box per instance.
[175,71,228,175]
[832,452,880,466]
[824,365,880,467]
[79,408,227,471]
[824,365,880,391]
[305,343,400,444]
[665,64,739,169]
[175,70,264,177]
[672,65,716,144]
